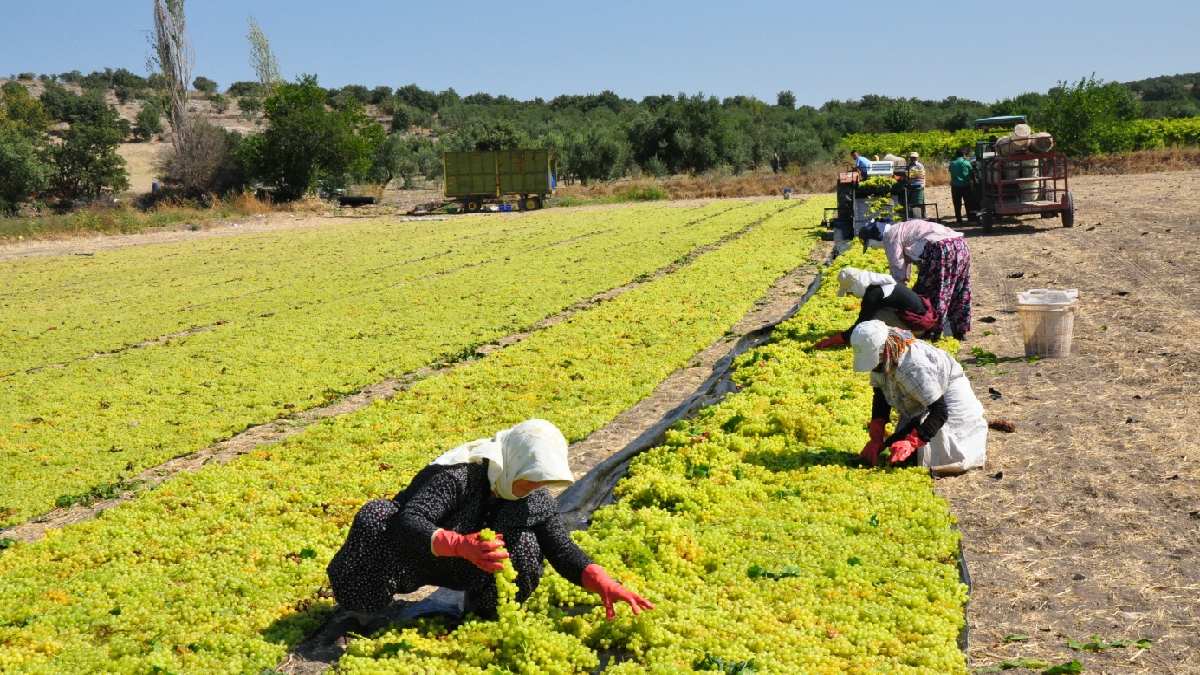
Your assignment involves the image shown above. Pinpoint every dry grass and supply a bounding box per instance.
[0,193,294,241]
[1071,147,1200,175]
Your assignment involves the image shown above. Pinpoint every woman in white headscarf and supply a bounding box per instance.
[813,266,939,349]
[327,419,653,621]
[849,321,988,475]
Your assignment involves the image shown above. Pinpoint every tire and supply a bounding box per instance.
[528,195,542,210]
[1061,192,1075,228]
[981,212,994,233]
[465,200,480,213]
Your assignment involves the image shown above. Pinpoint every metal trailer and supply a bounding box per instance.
[442,149,556,212]
[970,115,1075,231]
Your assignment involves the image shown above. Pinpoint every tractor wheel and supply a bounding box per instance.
[466,200,480,213]
[1061,192,1075,228]
[527,195,542,210]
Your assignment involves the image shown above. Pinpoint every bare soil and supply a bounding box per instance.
[923,171,1200,673]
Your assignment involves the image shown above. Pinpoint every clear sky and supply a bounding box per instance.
[1,0,1196,105]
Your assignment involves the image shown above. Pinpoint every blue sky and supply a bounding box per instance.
[1,1,1196,105]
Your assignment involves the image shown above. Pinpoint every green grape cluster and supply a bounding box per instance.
[0,200,828,672]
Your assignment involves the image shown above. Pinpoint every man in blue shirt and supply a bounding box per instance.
[851,150,871,178]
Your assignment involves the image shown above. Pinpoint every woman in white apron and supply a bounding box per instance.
[849,321,987,475]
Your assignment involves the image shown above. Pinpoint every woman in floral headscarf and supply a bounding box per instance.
[849,321,988,475]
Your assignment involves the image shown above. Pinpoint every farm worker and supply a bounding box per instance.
[851,321,987,474]
[851,150,871,178]
[327,419,653,621]
[858,219,973,340]
[812,266,939,348]
[905,152,926,218]
[949,148,974,224]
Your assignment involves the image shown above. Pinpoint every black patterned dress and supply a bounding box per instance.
[326,460,592,617]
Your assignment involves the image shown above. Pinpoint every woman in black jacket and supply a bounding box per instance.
[813,266,939,349]
[327,419,653,620]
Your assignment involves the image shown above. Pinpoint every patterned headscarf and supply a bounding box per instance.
[879,328,916,374]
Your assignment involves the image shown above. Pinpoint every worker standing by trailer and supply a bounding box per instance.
[850,321,987,475]
[905,152,926,218]
[948,149,974,224]
[858,219,973,340]
[851,150,871,178]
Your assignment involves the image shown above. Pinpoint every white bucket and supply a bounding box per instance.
[1016,289,1078,358]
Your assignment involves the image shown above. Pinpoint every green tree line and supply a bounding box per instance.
[3,69,1200,214]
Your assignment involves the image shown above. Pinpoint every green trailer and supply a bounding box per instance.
[443,149,556,212]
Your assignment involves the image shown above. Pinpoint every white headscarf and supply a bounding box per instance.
[850,320,891,372]
[837,267,897,299]
[430,419,574,500]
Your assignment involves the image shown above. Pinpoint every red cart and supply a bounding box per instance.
[971,116,1075,231]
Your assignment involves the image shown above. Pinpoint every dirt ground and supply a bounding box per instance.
[923,172,1200,673]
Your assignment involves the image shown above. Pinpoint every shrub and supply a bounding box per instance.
[2,81,49,136]
[49,118,130,201]
[134,102,163,141]
[238,96,262,120]
[192,76,218,95]
[371,134,440,188]
[158,119,247,196]
[210,93,229,114]
[1043,76,1141,156]
[618,184,668,201]
[241,75,385,201]
[0,125,50,214]
[227,81,264,98]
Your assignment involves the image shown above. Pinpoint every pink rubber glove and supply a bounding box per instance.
[860,419,887,466]
[431,529,509,573]
[888,430,926,465]
[580,564,655,620]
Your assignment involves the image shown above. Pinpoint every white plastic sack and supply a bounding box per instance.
[837,267,897,299]
[1018,288,1078,306]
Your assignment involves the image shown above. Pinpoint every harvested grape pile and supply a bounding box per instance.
[339,248,968,673]
[0,199,830,672]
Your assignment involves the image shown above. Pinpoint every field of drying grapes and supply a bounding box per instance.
[0,172,1195,673]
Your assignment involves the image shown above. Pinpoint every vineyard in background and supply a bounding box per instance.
[841,117,1200,160]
